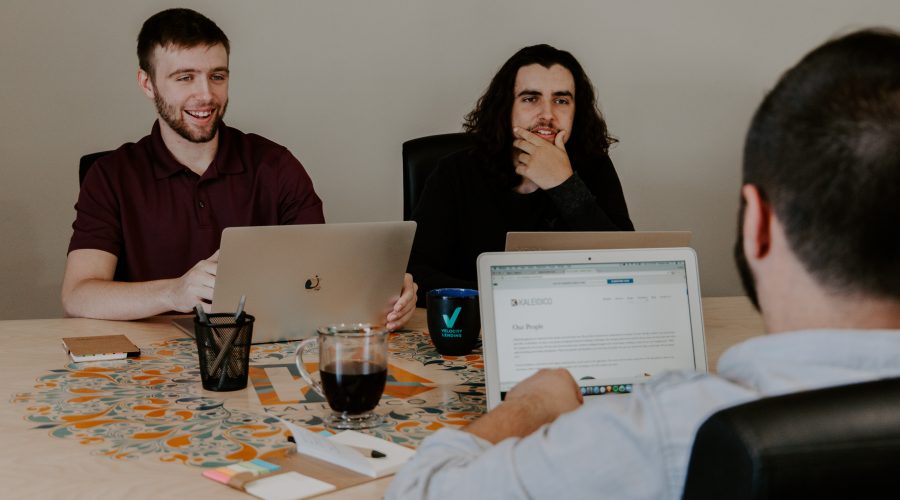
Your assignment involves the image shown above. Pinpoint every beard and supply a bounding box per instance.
[734,198,761,311]
[154,92,227,143]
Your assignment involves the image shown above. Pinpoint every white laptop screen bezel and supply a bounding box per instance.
[476,247,707,410]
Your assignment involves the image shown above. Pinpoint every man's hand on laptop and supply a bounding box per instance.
[385,273,418,331]
[506,368,584,421]
[166,250,219,312]
[464,368,583,443]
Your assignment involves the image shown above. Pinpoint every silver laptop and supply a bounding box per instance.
[505,231,692,251]
[173,221,416,343]
[477,248,707,410]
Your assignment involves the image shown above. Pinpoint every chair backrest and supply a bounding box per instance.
[682,377,900,500]
[401,133,472,220]
[79,150,113,185]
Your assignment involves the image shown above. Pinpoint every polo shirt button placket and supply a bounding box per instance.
[196,183,211,228]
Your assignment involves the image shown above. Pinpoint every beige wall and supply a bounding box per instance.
[1,0,897,319]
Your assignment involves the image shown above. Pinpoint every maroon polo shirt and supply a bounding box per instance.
[69,121,324,282]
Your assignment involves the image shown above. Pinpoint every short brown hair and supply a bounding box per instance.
[739,28,900,300]
[137,8,229,77]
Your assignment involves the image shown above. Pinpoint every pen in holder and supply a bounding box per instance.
[194,300,254,391]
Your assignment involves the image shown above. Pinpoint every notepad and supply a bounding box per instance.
[202,421,415,499]
[244,472,336,500]
[203,459,336,500]
[279,418,415,478]
[61,335,140,362]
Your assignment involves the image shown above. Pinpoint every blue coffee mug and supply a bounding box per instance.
[426,288,480,356]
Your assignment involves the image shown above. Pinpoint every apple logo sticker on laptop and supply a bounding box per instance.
[305,275,321,291]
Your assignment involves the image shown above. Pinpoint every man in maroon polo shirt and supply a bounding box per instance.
[61,8,417,327]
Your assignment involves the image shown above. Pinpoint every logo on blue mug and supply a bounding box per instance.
[428,288,479,354]
[442,306,461,329]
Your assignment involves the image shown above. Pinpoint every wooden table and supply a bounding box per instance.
[0,297,762,498]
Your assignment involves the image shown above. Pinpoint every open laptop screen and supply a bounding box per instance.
[488,260,699,400]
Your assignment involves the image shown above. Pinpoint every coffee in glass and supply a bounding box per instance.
[294,324,388,429]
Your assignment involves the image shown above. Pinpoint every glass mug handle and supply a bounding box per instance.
[293,337,325,398]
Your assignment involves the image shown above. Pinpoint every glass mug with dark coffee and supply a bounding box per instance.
[293,324,388,429]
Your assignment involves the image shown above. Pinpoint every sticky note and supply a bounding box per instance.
[202,469,234,484]
[202,459,282,486]
[250,459,281,471]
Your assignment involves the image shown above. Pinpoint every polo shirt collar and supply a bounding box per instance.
[149,120,244,179]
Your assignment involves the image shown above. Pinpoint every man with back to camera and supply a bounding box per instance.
[407,44,633,305]
[389,29,900,499]
[61,8,416,329]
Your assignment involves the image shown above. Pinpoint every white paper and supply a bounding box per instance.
[277,417,415,478]
[278,418,373,475]
[329,430,416,477]
[244,472,335,500]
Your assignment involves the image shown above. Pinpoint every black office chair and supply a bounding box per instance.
[79,150,113,185]
[682,377,900,499]
[401,133,472,220]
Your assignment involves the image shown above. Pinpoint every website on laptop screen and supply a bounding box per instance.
[489,260,698,399]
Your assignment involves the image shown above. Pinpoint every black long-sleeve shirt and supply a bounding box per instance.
[408,148,633,305]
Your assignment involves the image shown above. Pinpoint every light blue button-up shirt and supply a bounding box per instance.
[387,330,900,500]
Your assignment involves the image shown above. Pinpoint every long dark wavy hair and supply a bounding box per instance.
[463,44,617,187]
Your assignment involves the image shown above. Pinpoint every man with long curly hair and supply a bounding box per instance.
[408,45,634,305]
